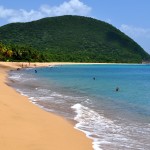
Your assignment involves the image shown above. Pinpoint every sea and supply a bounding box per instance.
[8,64,150,150]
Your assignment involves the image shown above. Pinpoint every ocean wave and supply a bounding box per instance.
[71,103,150,150]
[8,74,22,80]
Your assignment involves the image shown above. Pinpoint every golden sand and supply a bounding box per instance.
[0,62,93,150]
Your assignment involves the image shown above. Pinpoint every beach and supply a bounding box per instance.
[0,62,93,150]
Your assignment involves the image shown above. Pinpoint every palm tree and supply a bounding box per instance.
[6,49,13,57]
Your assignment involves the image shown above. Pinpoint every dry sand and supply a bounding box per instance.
[0,62,93,150]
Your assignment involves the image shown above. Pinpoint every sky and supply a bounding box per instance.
[0,0,150,53]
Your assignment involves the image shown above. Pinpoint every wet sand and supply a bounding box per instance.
[0,62,93,150]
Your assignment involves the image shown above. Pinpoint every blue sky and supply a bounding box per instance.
[0,0,150,53]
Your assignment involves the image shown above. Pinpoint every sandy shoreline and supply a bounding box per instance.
[0,62,93,150]
[0,61,109,69]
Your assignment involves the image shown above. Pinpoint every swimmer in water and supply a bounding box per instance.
[116,87,119,92]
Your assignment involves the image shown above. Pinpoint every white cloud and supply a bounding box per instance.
[105,18,112,24]
[120,24,150,52]
[120,24,150,38]
[40,0,91,16]
[0,6,15,18]
[8,9,44,23]
[0,0,91,24]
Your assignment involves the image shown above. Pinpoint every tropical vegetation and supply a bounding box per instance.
[0,15,149,63]
[0,42,47,62]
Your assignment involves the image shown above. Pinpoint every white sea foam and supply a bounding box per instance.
[38,96,54,101]
[9,74,22,80]
[9,72,36,83]
[51,92,64,98]
[36,88,51,92]
[71,103,136,150]
[16,89,28,97]
[25,68,33,70]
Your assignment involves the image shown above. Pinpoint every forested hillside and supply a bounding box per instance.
[0,15,149,63]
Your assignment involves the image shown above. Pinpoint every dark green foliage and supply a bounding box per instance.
[0,15,149,63]
[0,42,48,62]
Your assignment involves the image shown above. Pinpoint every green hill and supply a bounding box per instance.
[0,15,149,63]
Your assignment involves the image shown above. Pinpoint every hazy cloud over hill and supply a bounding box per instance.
[120,24,150,52]
[120,24,150,38]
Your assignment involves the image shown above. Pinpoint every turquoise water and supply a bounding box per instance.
[9,64,150,150]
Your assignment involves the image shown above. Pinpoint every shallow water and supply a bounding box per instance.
[9,64,150,150]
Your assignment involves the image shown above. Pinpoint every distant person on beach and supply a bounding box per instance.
[35,70,37,73]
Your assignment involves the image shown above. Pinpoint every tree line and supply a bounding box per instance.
[0,42,48,62]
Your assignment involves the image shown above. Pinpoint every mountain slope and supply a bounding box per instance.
[0,15,149,63]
